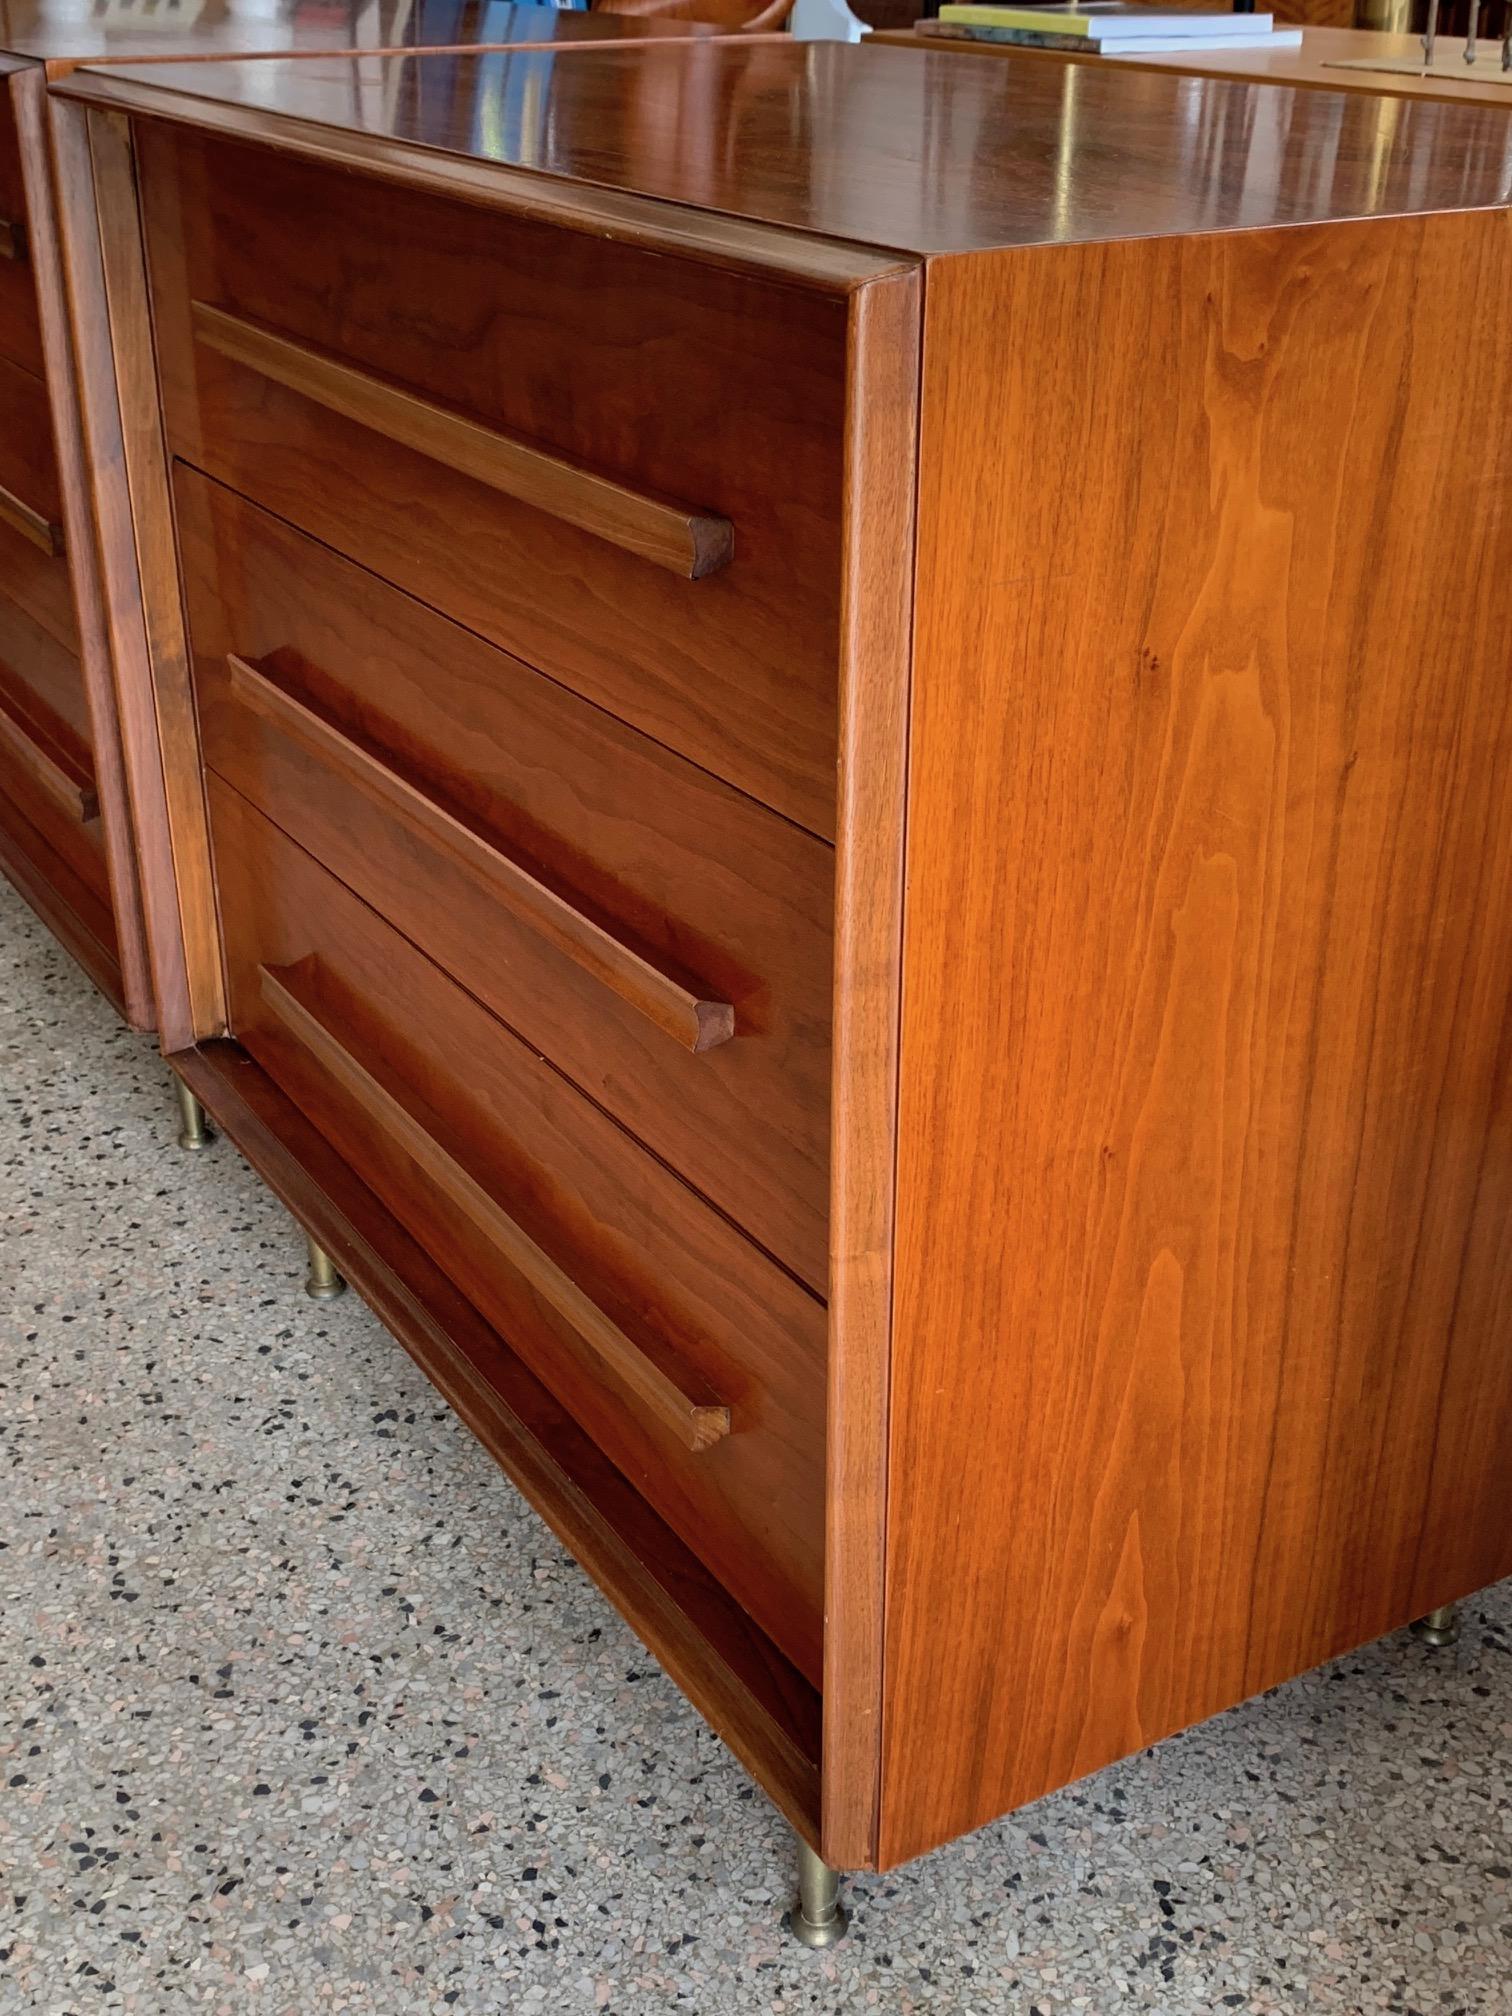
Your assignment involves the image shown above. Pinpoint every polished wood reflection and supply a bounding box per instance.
[62,39,1512,254]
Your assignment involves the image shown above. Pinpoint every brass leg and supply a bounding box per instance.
[791,1837,848,1949]
[1411,1603,1461,1648]
[303,1235,346,1302]
[174,1079,210,1152]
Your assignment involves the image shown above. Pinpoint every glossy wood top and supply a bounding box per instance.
[875,24,1512,109]
[1,0,716,73]
[60,39,1512,255]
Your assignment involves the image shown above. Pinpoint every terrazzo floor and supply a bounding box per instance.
[1,875,1509,2016]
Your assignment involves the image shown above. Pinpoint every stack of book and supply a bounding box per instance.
[920,5,1304,56]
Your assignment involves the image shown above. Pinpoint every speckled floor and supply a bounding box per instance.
[1,877,1509,2016]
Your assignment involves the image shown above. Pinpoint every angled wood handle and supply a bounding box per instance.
[225,654,734,1053]
[0,682,98,823]
[193,301,734,580]
[0,479,62,558]
[0,215,23,262]
[258,960,732,1452]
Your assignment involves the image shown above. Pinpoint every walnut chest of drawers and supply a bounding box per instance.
[0,51,149,1015]
[0,5,724,1023]
[49,40,1512,1883]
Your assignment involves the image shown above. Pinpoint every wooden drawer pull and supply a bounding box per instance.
[258,960,733,1453]
[0,215,23,262]
[193,301,734,580]
[225,654,735,1054]
[0,479,62,558]
[0,683,98,823]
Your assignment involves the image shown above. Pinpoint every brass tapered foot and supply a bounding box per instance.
[174,1079,210,1152]
[1411,1603,1461,1648]
[791,1838,848,1949]
[303,1235,346,1301]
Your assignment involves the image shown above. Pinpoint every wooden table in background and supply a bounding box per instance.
[871,24,1512,106]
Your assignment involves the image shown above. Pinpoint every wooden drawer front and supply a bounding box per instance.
[0,352,75,660]
[211,780,826,1682]
[0,84,43,381]
[0,514,76,661]
[181,469,833,1293]
[0,582,89,752]
[0,597,103,903]
[140,126,847,839]
[0,349,61,563]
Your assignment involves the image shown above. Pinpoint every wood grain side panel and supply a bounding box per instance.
[15,70,153,1025]
[821,269,920,1872]
[882,214,1512,1865]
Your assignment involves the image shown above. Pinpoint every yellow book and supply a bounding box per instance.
[935,5,1274,39]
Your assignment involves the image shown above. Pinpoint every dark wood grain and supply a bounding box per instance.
[177,466,833,1292]
[59,41,1512,257]
[213,780,828,1685]
[140,124,849,837]
[881,210,1512,1865]
[169,1034,823,1850]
